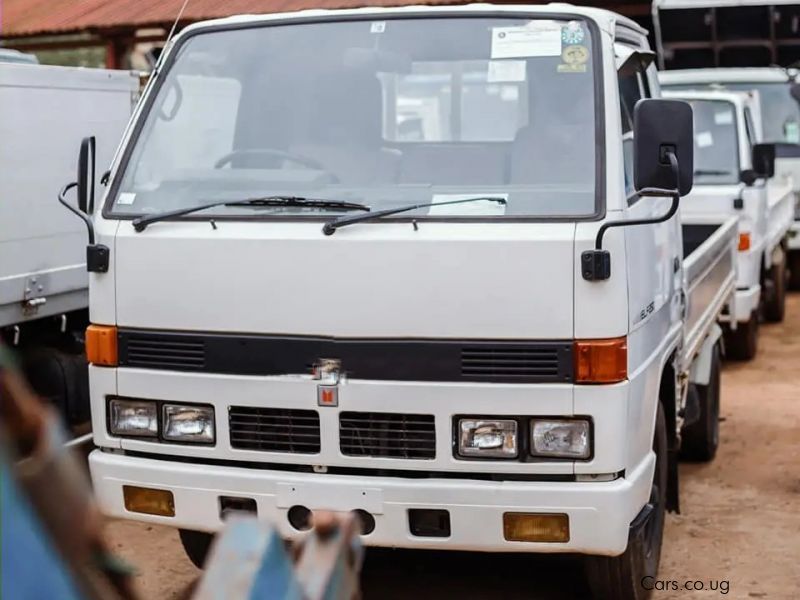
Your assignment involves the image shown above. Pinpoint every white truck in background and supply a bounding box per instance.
[660,68,800,289]
[0,63,138,428]
[60,6,738,599]
[662,88,795,358]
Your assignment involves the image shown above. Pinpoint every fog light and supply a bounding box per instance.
[458,419,517,458]
[503,513,569,542]
[531,419,591,459]
[123,485,175,517]
[162,404,215,443]
[109,398,157,437]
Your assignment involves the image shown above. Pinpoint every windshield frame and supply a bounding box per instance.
[103,10,607,224]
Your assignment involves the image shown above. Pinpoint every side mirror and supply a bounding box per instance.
[77,136,96,214]
[633,98,694,196]
[790,82,800,104]
[752,143,776,179]
[740,169,758,186]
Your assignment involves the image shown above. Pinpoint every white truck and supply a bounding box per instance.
[64,6,737,598]
[0,63,138,428]
[662,88,795,358]
[660,68,800,289]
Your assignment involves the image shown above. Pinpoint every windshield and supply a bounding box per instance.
[110,17,599,220]
[687,100,739,186]
[665,81,800,144]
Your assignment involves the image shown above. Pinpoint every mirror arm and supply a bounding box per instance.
[58,181,96,244]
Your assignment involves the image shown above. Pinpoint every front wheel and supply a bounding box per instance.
[680,343,721,462]
[763,248,787,323]
[787,250,800,290]
[723,311,759,361]
[179,529,214,569]
[584,403,667,600]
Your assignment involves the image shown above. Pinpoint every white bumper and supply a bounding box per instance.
[720,285,760,324]
[89,449,653,556]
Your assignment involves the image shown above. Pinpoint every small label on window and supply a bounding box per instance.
[487,60,527,83]
[714,110,734,125]
[370,21,386,33]
[696,131,714,148]
[117,192,136,205]
[491,21,562,59]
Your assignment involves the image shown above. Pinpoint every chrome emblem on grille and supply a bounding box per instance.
[314,358,341,407]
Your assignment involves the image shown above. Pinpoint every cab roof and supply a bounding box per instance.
[660,68,794,86]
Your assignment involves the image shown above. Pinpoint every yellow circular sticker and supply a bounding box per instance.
[562,45,589,65]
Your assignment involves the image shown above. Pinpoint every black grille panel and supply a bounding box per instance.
[229,407,320,454]
[461,346,563,381]
[121,334,206,370]
[340,412,436,459]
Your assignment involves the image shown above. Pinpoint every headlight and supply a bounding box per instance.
[109,398,157,437]
[162,404,215,444]
[458,419,518,458]
[531,419,591,459]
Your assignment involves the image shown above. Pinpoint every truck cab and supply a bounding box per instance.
[662,88,795,358]
[61,5,736,599]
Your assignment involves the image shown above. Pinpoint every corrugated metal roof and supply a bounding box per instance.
[1,0,648,38]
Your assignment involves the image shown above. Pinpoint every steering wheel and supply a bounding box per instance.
[214,148,327,171]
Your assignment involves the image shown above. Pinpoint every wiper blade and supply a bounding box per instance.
[132,196,370,232]
[321,196,507,236]
[693,169,732,176]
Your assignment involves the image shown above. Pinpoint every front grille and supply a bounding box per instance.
[461,346,562,381]
[340,412,436,459]
[122,334,205,370]
[229,407,320,454]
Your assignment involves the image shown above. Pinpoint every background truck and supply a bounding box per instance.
[660,67,800,289]
[61,6,737,599]
[0,63,138,429]
[662,88,795,358]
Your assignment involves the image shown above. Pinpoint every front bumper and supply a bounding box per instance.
[720,285,760,324]
[90,449,653,556]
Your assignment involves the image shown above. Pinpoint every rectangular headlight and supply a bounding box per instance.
[162,404,215,444]
[531,419,591,459]
[109,398,157,437]
[458,419,518,458]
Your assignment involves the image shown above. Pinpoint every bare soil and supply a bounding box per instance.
[105,296,800,599]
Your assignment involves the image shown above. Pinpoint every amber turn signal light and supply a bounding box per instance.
[123,485,175,517]
[738,232,751,252]
[503,513,570,543]
[575,337,627,384]
[86,324,118,366]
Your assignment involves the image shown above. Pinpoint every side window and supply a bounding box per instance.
[618,70,645,199]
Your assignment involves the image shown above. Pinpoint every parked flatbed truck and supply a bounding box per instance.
[59,5,738,598]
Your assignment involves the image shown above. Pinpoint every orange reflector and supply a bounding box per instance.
[123,485,175,517]
[503,513,570,543]
[86,324,117,366]
[738,232,751,252]
[575,337,627,384]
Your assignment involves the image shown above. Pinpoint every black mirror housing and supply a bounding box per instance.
[77,136,96,214]
[752,143,776,179]
[740,169,758,186]
[633,99,694,196]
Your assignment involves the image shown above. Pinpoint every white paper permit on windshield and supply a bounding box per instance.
[491,21,562,59]
[714,110,734,125]
[428,193,508,216]
[696,131,714,148]
[117,192,136,205]
[487,60,527,83]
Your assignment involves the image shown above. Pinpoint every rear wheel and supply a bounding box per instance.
[179,529,214,569]
[680,344,721,462]
[723,311,759,361]
[585,403,667,600]
[763,249,786,323]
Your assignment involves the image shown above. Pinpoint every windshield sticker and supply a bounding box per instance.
[785,122,800,143]
[491,22,562,59]
[117,192,136,205]
[696,131,714,148]
[714,110,734,125]
[488,60,527,83]
[428,193,508,216]
[561,21,585,45]
[557,45,589,73]
[370,21,386,33]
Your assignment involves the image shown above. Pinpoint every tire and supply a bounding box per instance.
[585,403,667,600]
[179,529,214,569]
[680,344,721,462]
[763,249,786,323]
[723,311,759,361]
[20,347,90,426]
[788,251,800,291]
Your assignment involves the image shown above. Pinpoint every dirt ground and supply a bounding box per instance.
[105,296,800,599]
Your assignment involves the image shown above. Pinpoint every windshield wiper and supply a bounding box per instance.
[132,196,370,232]
[693,169,732,176]
[321,196,507,236]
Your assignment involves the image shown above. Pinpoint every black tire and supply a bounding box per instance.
[179,529,214,569]
[723,311,759,361]
[585,403,667,600]
[788,251,800,291]
[20,347,90,426]
[763,249,786,323]
[680,344,721,462]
